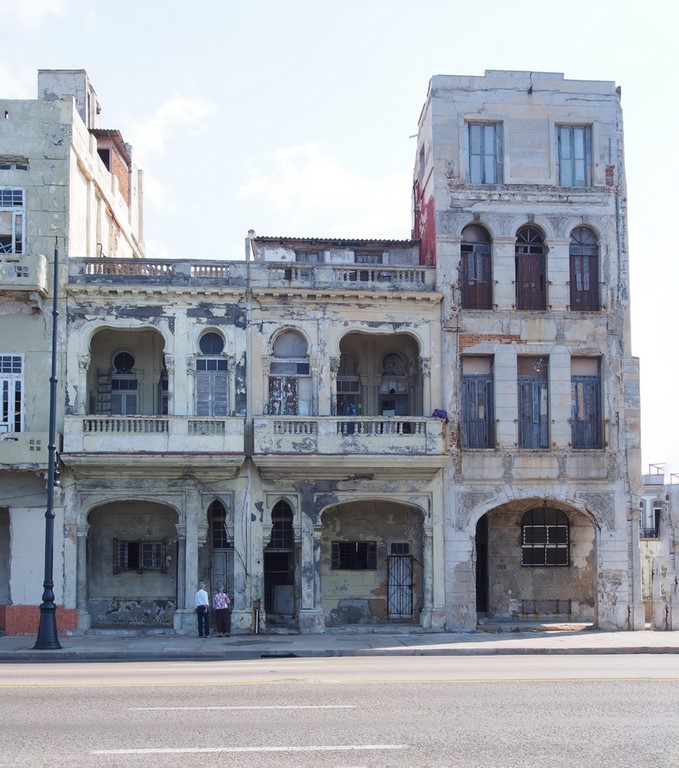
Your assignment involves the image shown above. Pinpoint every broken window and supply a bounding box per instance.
[113,538,167,573]
[468,122,503,184]
[518,356,549,449]
[110,351,138,416]
[196,332,228,417]
[460,224,492,309]
[331,541,377,570]
[354,251,383,265]
[295,250,321,263]
[461,356,494,448]
[0,354,22,433]
[521,508,569,566]
[379,353,409,416]
[0,188,24,254]
[515,226,546,310]
[569,227,600,311]
[337,352,361,418]
[571,357,603,449]
[269,330,311,415]
[558,125,592,187]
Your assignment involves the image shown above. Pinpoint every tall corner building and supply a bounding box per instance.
[413,70,643,629]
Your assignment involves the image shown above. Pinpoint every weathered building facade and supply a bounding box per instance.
[413,71,643,629]
[0,69,656,636]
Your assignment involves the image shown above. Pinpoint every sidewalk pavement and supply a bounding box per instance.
[2,626,679,662]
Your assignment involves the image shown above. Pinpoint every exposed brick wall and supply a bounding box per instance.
[2,605,79,635]
[459,333,520,350]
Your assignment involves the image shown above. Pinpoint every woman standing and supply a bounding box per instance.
[213,586,231,637]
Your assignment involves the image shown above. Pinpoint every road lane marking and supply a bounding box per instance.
[3,676,679,689]
[93,744,407,755]
[130,704,356,710]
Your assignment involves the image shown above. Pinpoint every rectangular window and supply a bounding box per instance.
[558,125,592,187]
[0,188,24,254]
[354,252,383,265]
[331,541,377,570]
[571,358,602,449]
[113,538,167,573]
[521,524,569,566]
[518,356,549,449]
[196,358,228,417]
[468,123,503,184]
[461,357,494,448]
[295,250,321,263]
[0,354,23,433]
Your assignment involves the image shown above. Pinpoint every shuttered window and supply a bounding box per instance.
[569,227,599,311]
[461,356,494,448]
[196,358,228,416]
[518,357,549,449]
[571,358,602,449]
[460,225,492,309]
[0,188,24,254]
[515,226,546,310]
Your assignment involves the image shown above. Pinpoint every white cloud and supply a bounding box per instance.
[239,144,411,239]
[5,0,65,27]
[124,97,217,159]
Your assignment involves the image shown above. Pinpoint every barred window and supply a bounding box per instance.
[0,354,23,433]
[521,508,569,567]
[331,541,377,570]
[113,538,167,573]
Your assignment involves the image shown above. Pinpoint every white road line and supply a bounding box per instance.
[94,744,407,755]
[130,704,356,711]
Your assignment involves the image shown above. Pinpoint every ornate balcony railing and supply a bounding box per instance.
[63,415,244,454]
[254,416,445,455]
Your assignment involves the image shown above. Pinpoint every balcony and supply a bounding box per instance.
[68,258,437,294]
[63,415,245,456]
[0,432,54,467]
[253,416,446,457]
[0,253,48,295]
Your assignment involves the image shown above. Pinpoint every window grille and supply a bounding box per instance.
[113,539,167,573]
[521,508,569,567]
[331,541,377,570]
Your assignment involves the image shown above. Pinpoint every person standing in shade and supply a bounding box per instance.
[194,583,210,637]
[213,586,231,637]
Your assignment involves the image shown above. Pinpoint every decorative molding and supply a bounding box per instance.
[577,492,615,530]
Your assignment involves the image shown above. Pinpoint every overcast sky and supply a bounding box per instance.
[3,0,678,477]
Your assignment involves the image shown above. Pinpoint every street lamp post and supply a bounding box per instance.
[34,240,62,650]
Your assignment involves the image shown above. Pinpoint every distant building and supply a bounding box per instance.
[1,69,657,635]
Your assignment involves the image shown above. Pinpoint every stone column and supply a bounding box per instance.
[76,523,90,629]
[77,353,90,414]
[329,357,340,416]
[164,354,175,415]
[420,526,433,628]
[298,515,325,633]
[419,356,431,416]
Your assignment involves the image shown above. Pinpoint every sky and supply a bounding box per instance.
[2,0,678,478]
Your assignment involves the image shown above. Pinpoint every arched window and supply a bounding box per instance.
[515,226,546,310]
[569,227,599,311]
[267,500,294,549]
[521,507,569,566]
[209,500,230,549]
[110,350,138,415]
[269,331,311,415]
[196,332,228,417]
[460,225,492,309]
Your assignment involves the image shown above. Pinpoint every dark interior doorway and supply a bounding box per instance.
[475,515,489,613]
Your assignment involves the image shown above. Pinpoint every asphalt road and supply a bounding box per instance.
[1,655,678,768]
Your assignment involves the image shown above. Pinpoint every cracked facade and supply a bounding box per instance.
[2,68,671,636]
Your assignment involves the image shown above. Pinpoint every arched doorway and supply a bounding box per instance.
[87,501,178,628]
[475,499,596,623]
[321,500,424,626]
[264,500,296,625]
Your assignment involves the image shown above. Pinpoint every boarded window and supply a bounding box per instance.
[331,541,377,570]
[515,226,546,310]
[196,332,228,416]
[558,125,592,187]
[518,356,549,449]
[571,357,602,449]
[521,508,569,566]
[461,356,494,448]
[468,123,503,184]
[460,225,492,309]
[269,331,310,415]
[569,227,599,311]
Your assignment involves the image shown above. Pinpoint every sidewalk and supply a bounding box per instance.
[2,626,679,662]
